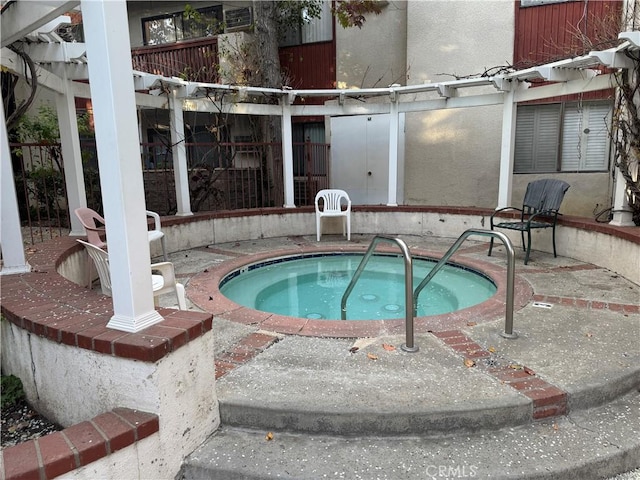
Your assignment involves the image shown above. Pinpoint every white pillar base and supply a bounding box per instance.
[609,209,635,227]
[0,263,32,275]
[107,310,165,333]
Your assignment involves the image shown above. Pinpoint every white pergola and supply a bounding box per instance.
[1,0,637,332]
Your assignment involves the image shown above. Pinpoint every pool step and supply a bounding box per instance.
[213,333,638,436]
[179,390,640,480]
[191,324,640,478]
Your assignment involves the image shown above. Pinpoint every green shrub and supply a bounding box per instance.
[1,375,25,408]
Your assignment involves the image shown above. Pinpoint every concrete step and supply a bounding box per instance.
[179,390,640,480]
[215,333,639,435]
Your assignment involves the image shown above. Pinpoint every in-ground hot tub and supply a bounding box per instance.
[219,252,497,320]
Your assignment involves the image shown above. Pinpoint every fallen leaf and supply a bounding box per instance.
[524,367,535,376]
[508,364,524,370]
[382,343,396,351]
[265,432,274,441]
[367,353,378,360]
[349,346,359,354]
[466,321,477,327]
[488,346,497,353]
[464,358,476,368]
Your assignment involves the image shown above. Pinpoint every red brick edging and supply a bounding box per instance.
[215,332,280,379]
[0,237,212,480]
[0,237,214,362]
[1,408,159,480]
[432,330,568,420]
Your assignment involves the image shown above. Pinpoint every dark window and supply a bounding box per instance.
[142,6,223,46]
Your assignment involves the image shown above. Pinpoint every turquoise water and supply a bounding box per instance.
[220,253,496,321]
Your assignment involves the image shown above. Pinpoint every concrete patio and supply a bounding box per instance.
[2,208,639,479]
[163,233,640,479]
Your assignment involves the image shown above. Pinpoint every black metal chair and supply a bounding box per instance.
[488,179,570,265]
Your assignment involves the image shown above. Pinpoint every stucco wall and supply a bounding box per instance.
[335,1,408,89]
[404,105,504,208]
[331,1,612,216]
[0,320,219,479]
[403,1,514,209]
[511,172,612,217]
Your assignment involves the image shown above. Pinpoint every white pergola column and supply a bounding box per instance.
[497,86,517,209]
[169,90,192,216]
[281,94,295,208]
[56,70,87,236]
[609,64,636,227]
[387,93,399,206]
[0,101,31,275]
[81,0,163,332]
[609,167,635,226]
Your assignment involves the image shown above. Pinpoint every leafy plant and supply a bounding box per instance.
[1,375,25,408]
[16,104,92,143]
[332,0,383,29]
[13,105,100,224]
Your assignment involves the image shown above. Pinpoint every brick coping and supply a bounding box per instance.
[1,408,159,480]
[2,206,636,361]
[0,236,213,362]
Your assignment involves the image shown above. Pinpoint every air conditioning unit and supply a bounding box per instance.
[224,7,253,32]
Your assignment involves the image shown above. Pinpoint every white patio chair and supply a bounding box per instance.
[145,210,169,261]
[77,239,187,310]
[75,207,169,261]
[315,189,351,241]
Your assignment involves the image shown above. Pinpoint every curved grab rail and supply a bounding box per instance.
[413,229,517,339]
[340,235,418,352]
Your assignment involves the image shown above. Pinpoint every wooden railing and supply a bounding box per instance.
[131,37,220,83]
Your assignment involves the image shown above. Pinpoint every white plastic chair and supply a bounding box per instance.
[145,210,169,262]
[315,189,351,241]
[76,239,187,310]
[74,208,168,261]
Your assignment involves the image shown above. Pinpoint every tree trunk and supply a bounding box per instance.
[252,0,283,193]
[252,1,283,89]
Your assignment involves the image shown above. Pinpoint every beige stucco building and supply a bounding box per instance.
[335,1,615,216]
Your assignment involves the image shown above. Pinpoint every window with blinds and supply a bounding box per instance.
[514,101,612,173]
[560,102,612,172]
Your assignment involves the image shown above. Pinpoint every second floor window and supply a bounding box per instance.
[279,1,332,47]
[142,6,223,46]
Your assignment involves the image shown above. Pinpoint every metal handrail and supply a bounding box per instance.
[341,235,419,352]
[413,229,517,339]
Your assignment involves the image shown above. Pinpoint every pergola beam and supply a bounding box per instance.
[0,1,79,48]
[21,41,87,63]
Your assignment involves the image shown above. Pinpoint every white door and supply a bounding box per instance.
[330,114,404,205]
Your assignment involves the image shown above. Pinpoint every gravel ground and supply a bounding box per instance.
[1,400,62,448]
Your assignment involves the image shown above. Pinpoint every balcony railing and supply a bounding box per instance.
[131,37,220,83]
